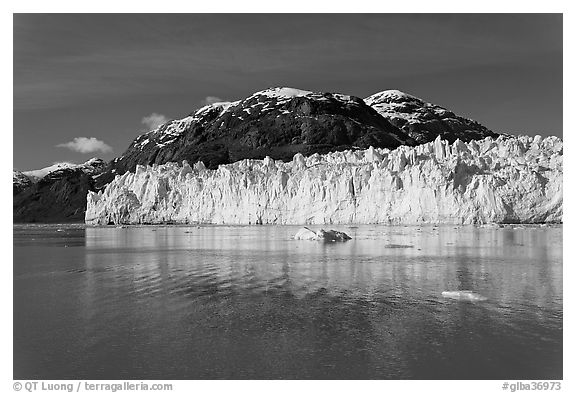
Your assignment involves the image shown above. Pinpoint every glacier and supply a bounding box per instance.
[85,135,562,225]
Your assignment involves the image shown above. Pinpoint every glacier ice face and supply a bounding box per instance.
[86,135,562,225]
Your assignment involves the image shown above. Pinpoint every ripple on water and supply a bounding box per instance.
[13,224,563,380]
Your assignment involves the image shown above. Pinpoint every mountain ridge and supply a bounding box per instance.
[365,89,498,143]
[13,158,106,223]
[97,86,416,187]
[15,87,507,223]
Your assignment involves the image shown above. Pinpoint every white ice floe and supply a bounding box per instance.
[294,227,351,242]
[441,291,488,302]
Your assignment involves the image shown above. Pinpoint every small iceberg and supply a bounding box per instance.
[294,227,351,242]
[441,290,487,302]
[479,223,503,229]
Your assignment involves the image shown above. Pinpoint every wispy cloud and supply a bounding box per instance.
[141,113,168,131]
[56,137,113,154]
[200,96,224,106]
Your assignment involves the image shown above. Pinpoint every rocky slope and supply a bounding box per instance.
[86,135,562,225]
[365,90,499,143]
[13,171,33,194]
[96,87,415,186]
[14,158,106,223]
[21,158,106,182]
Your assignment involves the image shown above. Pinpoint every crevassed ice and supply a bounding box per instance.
[86,135,562,226]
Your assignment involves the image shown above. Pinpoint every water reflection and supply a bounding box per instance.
[82,225,562,309]
[14,224,562,379]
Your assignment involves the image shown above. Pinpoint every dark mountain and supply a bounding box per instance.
[14,87,501,223]
[13,171,32,195]
[365,90,498,143]
[13,159,106,223]
[97,87,414,186]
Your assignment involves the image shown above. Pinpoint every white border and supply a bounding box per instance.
[3,3,572,392]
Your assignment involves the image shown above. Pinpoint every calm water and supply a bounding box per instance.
[14,224,562,379]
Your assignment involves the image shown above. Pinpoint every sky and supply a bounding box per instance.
[13,13,562,171]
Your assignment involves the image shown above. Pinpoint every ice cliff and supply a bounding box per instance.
[85,135,562,225]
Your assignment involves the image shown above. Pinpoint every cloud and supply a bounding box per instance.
[141,113,168,131]
[56,137,113,154]
[200,96,224,106]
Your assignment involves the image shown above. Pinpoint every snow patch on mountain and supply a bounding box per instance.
[86,135,562,226]
[365,90,497,143]
[105,86,409,181]
[251,87,313,100]
[365,90,454,125]
[195,100,240,117]
[13,170,33,193]
[23,162,77,180]
[22,158,105,182]
[248,87,361,107]
[134,100,242,150]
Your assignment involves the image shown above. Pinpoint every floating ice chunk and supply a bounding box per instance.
[441,291,487,302]
[294,227,351,242]
[294,227,317,240]
[479,223,503,228]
